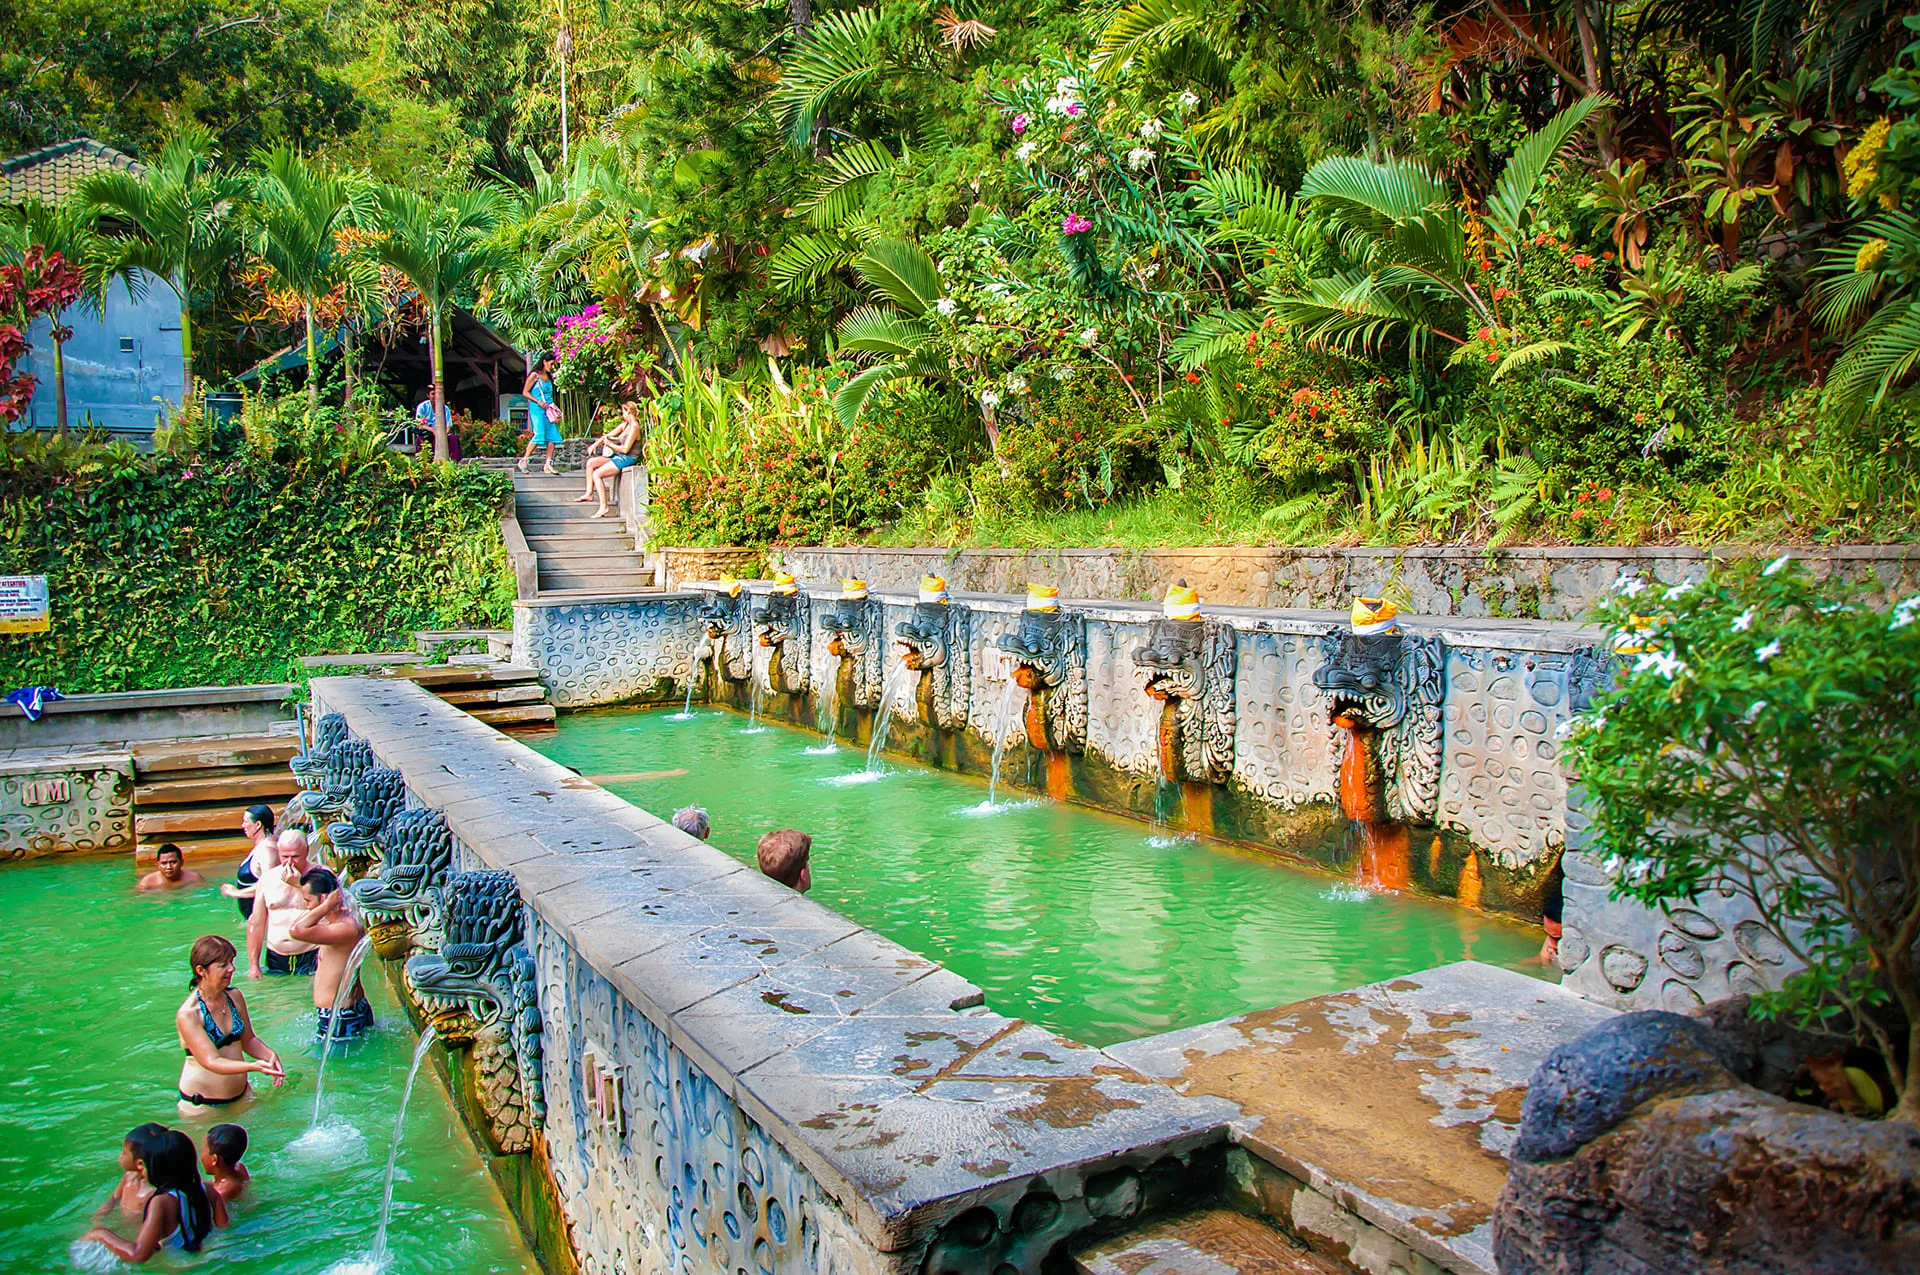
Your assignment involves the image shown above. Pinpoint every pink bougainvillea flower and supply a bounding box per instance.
[1065,103,1082,116]
[1011,114,1029,134]
[1061,213,1093,235]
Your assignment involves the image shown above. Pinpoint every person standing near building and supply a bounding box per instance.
[518,357,564,475]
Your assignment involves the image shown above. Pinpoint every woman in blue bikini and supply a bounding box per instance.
[175,934,284,1117]
[518,356,564,475]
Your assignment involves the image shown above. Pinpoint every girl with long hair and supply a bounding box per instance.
[83,1129,226,1259]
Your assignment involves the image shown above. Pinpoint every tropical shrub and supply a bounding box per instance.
[1564,560,1920,1123]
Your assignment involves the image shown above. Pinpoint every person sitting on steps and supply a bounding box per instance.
[575,400,643,519]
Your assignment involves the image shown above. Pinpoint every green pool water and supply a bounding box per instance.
[0,856,538,1275]
[530,707,1546,1046]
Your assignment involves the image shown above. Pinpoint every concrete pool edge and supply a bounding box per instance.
[311,674,1620,1275]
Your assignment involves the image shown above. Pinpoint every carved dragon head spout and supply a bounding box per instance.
[404,869,544,1155]
[287,737,372,831]
[1131,583,1236,784]
[818,582,884,708]
[323,766,406,878]
[749,577,811,695]
[896,601,954,671]
[698,583,747,642]
[289,712,348,789]
[1311,598,1446,825]
[997,588,1089,753]
[1133,619,1205,701]
[349,807,454,959]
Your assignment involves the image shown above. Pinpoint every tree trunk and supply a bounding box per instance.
[51,332,68,433]
[178,296,195,408]
[305,302,319,414]
[1573,2,1617,165]
[789,0,812,38]
[429,304,450,462]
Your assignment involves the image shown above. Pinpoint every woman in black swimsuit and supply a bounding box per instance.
[175,935,283,1116]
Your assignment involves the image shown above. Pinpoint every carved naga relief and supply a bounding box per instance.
[405,869,545,1155]
[289,712,348,790]
[895,601,972,730]
[749,588,811,696]
[996,607,1089,753]
[1567,644,1617,713]
[287,737,372,833]
[323,765,405,877]
[1310,628,1446,824]
[348,807,455,960]
[697,588,754,686]
[1131,618,1238,783]
[818,593,885,708]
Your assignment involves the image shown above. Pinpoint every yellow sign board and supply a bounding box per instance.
[0,576,50,634]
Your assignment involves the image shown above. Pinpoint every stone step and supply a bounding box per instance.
[137,803,283,837]
[538,570,660,592]
[374,663,540,688]
[1075,1209,1351,1275]
[525,529,635,547]
[414,628,510,655]
[537,552,654,571]
[299,651,421,670]
[130,736,301,777]
[517,516,632,535]
[435,684,548,707]
[134,771,299,806]
[531,586,669,601]
[468,703,557,729]
[136,834,255,867]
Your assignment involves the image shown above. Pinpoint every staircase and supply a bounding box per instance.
[510,470,661,597]
[132,732,302,865]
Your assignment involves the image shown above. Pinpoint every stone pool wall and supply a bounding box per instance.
[511,587,1608,916]
[0,746,132,859]
[777,544,1920,620]
[307,675,1235,1275]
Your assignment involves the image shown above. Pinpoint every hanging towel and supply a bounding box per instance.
[4,687,64,721]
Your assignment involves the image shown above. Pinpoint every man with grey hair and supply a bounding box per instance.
[232,828,320,978]
[672,806,711,840]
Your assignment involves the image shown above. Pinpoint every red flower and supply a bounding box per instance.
[1493,287,1514,301]
[1476,326,1494,342]
[1572,253,1594,269]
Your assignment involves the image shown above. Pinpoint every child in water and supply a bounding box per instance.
[202,1124,249,1206]
[84,1129,226,1260]
[95,1124,168,1223]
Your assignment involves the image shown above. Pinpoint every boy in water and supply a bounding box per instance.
[288,867,374,1041]
[756,829,812,894]
[136,844,205,891]
[201,1124,249,1206]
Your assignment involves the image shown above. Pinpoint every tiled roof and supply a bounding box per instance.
[0,138,144,206]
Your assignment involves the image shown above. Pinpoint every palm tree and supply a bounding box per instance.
[0,199,111,432]
[78,126,247,406]
[827,238,952,427]
[1269,95,1606,356]
[369,186,507,461]
[248,148,380,411]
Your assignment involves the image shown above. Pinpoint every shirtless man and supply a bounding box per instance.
[233,829,319,978]
[288,866,374,1041]
[136,843,205,892]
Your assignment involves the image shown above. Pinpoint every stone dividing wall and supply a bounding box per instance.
[0,749,133,859]
[778,545,1920,621]
[514,594,706,708]
[515,587,1604,880]
[310,676,1236,1275]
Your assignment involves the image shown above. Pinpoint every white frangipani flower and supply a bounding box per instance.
[1004,372,1029,394]
[1177,89,1199,109]
[1615,574,1647,598]
[1663,580,1695,600]
[1055,76,1080,96]
[1731,609,1755,632]
[1755,638,1782,663]
[1079,326,1100,346]
[1764,553,1793,576]
[1127,146,1155,171]
[978,389,1001,410]
[1139,116,1164,141]
[1014,141,1037,163]
[934,297,958,317]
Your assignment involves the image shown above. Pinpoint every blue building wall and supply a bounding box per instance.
[19,271,185,441]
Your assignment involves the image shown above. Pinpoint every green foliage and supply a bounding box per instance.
[1563,561,1920,1121]
[0,427,512,693]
